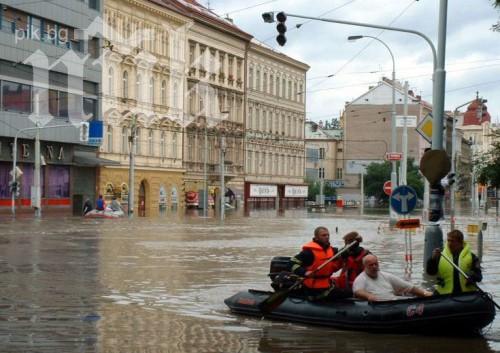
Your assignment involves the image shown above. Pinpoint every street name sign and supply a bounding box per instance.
[385,152,403,161]
[390,185,418,215]
[396,115,417,127]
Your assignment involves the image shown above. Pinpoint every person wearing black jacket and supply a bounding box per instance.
[426,229,482,295]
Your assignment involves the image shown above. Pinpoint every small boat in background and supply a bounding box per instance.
[84,208,124,219]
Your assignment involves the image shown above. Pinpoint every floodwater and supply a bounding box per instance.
[0,209,499,353]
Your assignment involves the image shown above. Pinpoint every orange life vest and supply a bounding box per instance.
[302,241,339,289]
[334,249,368,289]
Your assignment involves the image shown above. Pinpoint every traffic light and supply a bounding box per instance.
[276,12,287,46]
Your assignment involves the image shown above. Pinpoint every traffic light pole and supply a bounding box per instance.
[266,2,449,267]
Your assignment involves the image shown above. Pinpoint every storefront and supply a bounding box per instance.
[0,138,108,213]
[98,167,184,217]
[244,183,307,210]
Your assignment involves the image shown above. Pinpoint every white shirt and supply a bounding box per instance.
[353,271,415,301]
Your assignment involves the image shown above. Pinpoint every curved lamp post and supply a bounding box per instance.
[348,35,397,224]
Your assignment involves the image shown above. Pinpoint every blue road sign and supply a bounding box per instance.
[390,185,418,215]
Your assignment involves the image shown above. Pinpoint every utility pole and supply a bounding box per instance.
[33,124,41,218]
[402,81,409,186]
[219,135,226,221]
[203,124,208,217]
[128,115,136,218]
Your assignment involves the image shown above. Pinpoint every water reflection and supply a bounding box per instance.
[256,325,495,353]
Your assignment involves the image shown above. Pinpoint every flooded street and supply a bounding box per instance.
[0,210,499,352]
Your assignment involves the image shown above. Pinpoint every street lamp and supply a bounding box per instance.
[451,98,487,229]
[348,34,397,225]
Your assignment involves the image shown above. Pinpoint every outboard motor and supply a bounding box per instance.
[268,256,299,291]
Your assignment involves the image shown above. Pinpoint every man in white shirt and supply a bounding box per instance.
[353,254,432,301]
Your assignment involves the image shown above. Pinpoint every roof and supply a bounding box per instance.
[157,0,253,41]
[462,99,491,126]
[249,38,310,70]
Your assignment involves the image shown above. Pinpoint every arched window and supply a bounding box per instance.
[161,80,167,106]
[149,77,155,104]
[122,71,129,99]
[108,67,114,95]
[136,74,142,102]
[107,125,113,152]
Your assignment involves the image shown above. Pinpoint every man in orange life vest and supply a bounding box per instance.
[332,231,370,292]
[290,226,349,299]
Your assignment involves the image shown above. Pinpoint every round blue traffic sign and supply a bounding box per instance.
[390,185,418,215]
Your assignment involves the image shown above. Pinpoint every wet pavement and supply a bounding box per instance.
[0,209,499,352]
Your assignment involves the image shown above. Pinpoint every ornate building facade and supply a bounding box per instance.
[180,3,252,207]
[100,0,189,216]
[244,40,309,210]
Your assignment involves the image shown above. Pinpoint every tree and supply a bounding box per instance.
[475,128,500,190]
[364,158,424,204]
[306,178,336,201]
[493,0,500,31]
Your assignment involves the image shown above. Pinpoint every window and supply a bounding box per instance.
[276,77,280,97]
[161,80,167,105]
[88,37,99,58]
[187,134,194,161]
[254,151,259,173]
[282,78,286,97]
[2,81,31,113]
[83,98,96,119]
[336,168,343,179]
[172,132,177,158]
[148,129,154,155]
[47,166,69,198]
[136,74,142,101]
[249,68,253,89]
[160,131,166,157]
[135,127,141,155]
[256,70,260,91]
[48,89,58,116]
[108,67,114,95]
[263,73,267,93]
[122,71,129,98]
[122,126,128,153]
[288,81,292,100]
[173,82,178,108]
[89,0,99,10]
[107,125,113,152]
[149,77,155,104]
[270,74,274,95]
[247,151,253,174]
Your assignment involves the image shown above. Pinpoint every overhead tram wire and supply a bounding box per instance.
[261,0,359,44]
[218,0,279,16]
[307,0,418,92]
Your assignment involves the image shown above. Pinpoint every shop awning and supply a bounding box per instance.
[73,151,121,167]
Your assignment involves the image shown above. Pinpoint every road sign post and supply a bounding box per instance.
[390,185,418,215]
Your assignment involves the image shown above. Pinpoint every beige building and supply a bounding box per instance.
[341,78,432,201]
[304,121,344,183]
[100,0,190,216]
[245,40,309,209]
[181,3,252,206]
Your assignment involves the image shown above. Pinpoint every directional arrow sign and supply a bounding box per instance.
[390,185,418,215]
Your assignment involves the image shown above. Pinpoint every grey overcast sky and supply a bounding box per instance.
[209,0,500,123]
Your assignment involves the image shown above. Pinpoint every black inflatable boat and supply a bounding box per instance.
[224,289,496,335]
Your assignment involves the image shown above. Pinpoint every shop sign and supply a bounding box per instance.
[285,185,308,198]
[250,184,277,197]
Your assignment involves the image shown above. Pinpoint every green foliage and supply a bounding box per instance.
[306,178,337,201]
[364,158,424,203]
[474,128,500,188]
